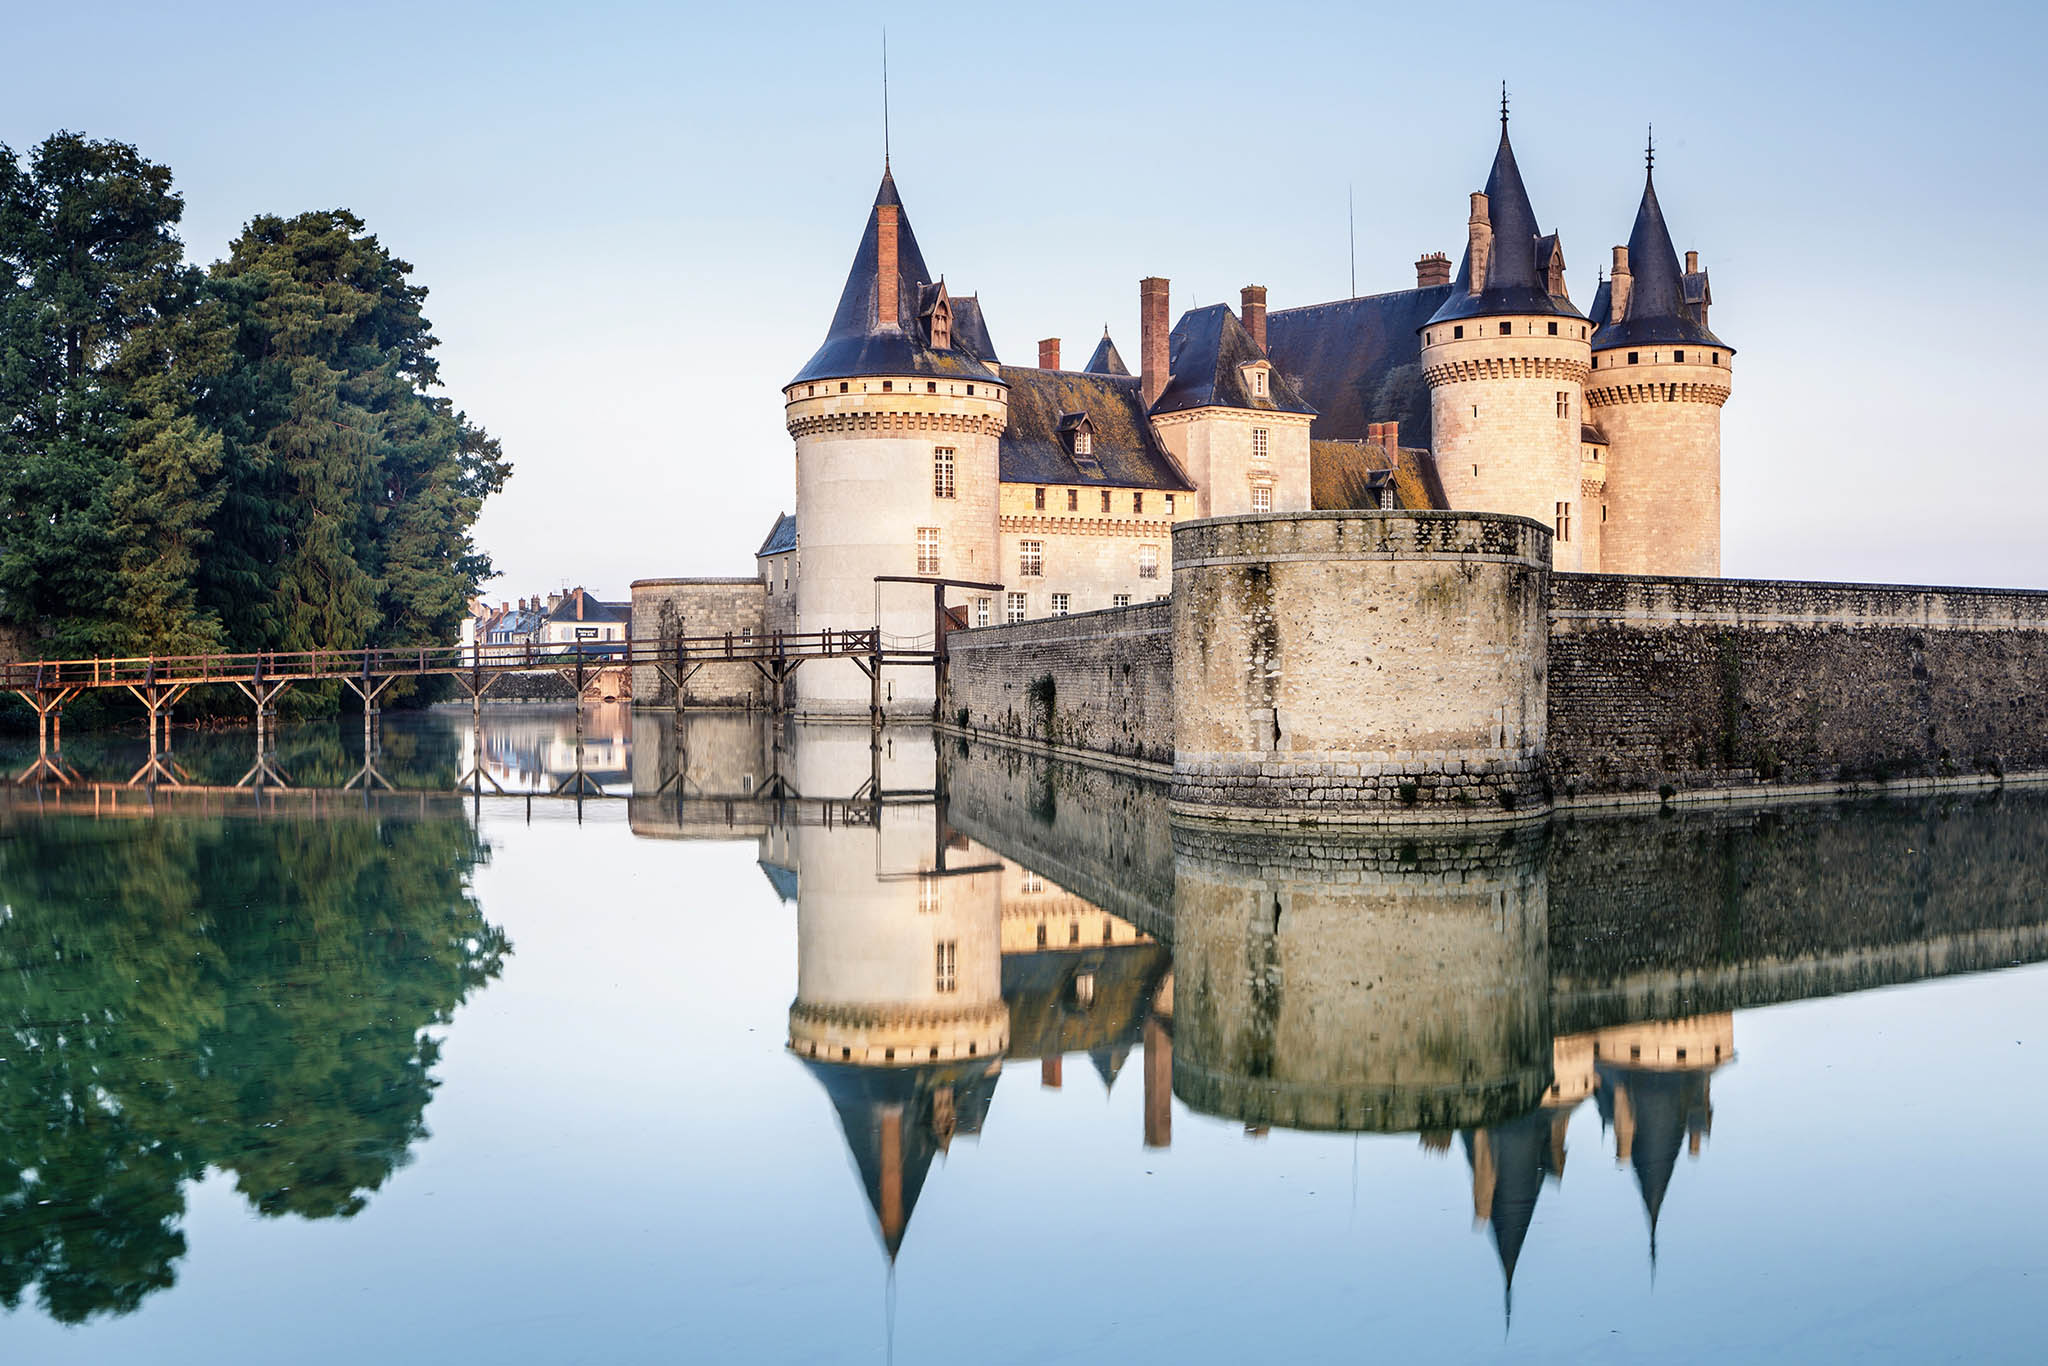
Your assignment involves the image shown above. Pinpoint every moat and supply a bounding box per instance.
[0,707,2042,1363]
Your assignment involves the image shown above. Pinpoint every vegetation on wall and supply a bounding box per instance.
[0,132,510,663]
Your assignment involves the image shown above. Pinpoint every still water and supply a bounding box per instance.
[0,706,2042,1362]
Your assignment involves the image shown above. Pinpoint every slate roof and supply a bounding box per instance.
[1428,124,1584,326]
[1589,171,1733,354]
[996,365,1194,491]
[1461,1107,1562,1312]
[543,590,628,626]
[1154,304,1316,417]
[1266,286,1451,442]
[802,1057,1000,1260]
[1310,439,1447,511]
[757,511,797,557]
[788,169,999,386]
[1083,330,1129,376]
[1001,939,1171,1067]
[1594,1062,1717,1262]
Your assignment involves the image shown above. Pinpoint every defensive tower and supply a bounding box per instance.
[1584,138,1734,577]
[784,168,1006,716]
[1419,103,1593,570]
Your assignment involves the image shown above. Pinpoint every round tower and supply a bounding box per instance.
[1420,114,1593,572]
[1585,148,1733,578]
[784,168,1006,717]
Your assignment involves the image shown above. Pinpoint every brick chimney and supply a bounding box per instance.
[1140,277,1170,409]
[1380,420,1399,453]
[1466,193,1491,295]
[1038,337,1061,370]
[1685,250,1699,274]
[876,202,900,328]
[575,588,586,621]
[1415,252,1452,288]
[1609,245,1632,323]
[1239,285,1267,352]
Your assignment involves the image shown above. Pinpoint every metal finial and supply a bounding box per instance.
[882,29,891,171]
[1501,82,1509,128]
[1646,124,1654,175]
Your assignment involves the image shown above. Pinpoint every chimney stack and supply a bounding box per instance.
[1685,250,1699,274]
[1140,277,1170,409]
[1381,419,1399,454]
[1466,193,1492,295]
[1239,285,1268,352]
[1038,337,1061,370]
[1609,245,1631,323]
[1415,252,1452,288]
[876,202,900,328]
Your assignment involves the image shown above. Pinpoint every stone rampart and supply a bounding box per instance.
[629,577,766,708]
[1171,512,1551,823]
[942,601,1173,767]
[1548,573,2048,801]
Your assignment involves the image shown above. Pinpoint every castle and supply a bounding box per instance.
[697,107,1731,718]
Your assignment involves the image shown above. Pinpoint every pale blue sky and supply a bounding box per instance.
[10,0,2046,598]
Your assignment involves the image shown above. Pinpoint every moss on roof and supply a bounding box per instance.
[1310,439,1446,511]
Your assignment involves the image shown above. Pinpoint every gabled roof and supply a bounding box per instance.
[1310,439,1447,511]
[996,365,1194,491]
[1083,330,1129,377]
[788,169,999,386]
[1428,123,1584,326]
[1590,170,1732,354]
[757,511,797,557]
[1267,286,1450,442]
[951,295,997,360]
[543,590,627,625]
[1154,304,1316,417]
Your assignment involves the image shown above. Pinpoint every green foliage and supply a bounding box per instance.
[0,134,507,671]
[0,808,506,1321]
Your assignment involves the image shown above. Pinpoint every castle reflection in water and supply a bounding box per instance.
[620,713,2048,1303]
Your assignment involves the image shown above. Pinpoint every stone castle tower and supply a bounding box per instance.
[782,168,1007,717]
[1420,112,1595,571]
[1584,148,1735,577]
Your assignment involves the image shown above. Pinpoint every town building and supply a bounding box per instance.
[538,588,629,653]
[637,106,1731,717]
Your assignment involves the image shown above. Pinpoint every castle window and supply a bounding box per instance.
[919,876,939,914]
[1602,504,1608,522]
[974,596,990,627]
[1069,921,1081,944]
[1252,486,1272,514]
[807,385,815,396]
[936,941,957,993]
[1673,350,1685,363]
[1101,489,1112,513]
[1020,540,1043,577]
[927,381,937,393]
[1251,368,1268,397]
[1133,492,1144,513]
[1711,352,1720,364]
[1548,321,1558,336]
[1454,325,1464,339]
[1138,545,1159,579]
[1556,391,1568,419]
[1425,332,1432,345]
[1166,494,1175,514]
[931,302,951,350]
[1252,427,1269,460]
[1628,352,1639,365]
[966,384,975,395]
[1036,923,1048,947]
[1006,592,1027,623]
[917,527,941,576]
[883,380,893,391]
[1052,593,1070,616]
[1074,431,1093,457]
[1113,593,1131,608]
[934,447,956,498]
[1034,487,1046,510]
[1554,502,1572,542]
[1022,873,1043,894]
[1067,488,1078,511]
[1499,321,1512,335]
[840,382,849,392]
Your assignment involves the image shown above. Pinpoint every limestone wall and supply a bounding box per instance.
[1152,408,1312,519]
[942,601,1174,767]
[628,577,766,707]
[996,480,1178,622]
[1584,349,1729,576]
[1171,512,1552,822]
[1547,573,2048,800]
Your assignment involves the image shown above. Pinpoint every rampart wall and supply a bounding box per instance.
[629,577,766,708]
[943,601,1173,768]
[1547,574,2048,802]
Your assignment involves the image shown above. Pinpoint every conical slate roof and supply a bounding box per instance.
[788,169,999,386]
[1084,329,1130,376]
[1428,122,1583,327]
[1590,169,1732,353]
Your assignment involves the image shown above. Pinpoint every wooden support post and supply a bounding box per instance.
[870,626,882,730]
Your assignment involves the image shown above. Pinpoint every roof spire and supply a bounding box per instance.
[1645,123,1654,176]
[1501,81,1509,131]
[882,28,891,172]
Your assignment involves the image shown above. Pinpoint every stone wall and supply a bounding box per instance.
[942,601,1174,767]
[1547,573,2048,801]
[1584,349,1729,577]
[629,577,766,707]
[1171,512,1551,822]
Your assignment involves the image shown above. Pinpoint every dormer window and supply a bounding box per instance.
[1251,370,1267,397]
[1074,430,1092,457]
[1058,411,1103,476]
[930,299,951,350]
[1241,361,1273,400]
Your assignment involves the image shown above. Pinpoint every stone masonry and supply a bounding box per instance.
[628,578,767,708]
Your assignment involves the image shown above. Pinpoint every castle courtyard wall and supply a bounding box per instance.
[629,577,767,708]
